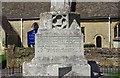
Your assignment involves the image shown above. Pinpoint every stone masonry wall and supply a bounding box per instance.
[85,48,120,67]
[6,47,120,68]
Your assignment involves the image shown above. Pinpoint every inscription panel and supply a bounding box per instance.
[35,36,83,54]
[37,36,82,46]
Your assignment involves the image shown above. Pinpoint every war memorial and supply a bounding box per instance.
[22,0,91,77]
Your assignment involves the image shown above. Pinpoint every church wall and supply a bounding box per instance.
[111,22,119,48]
[22,20,40,47]
[8,21,21,36]
[8,20,40,47]
[81,22,110,48]
[81,21,119,48]
[6,20,119,48]
[111,22,119,39]
[1,2,119,48]
[0,27,5,48]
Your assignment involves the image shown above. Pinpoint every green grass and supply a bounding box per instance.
[0,52,7,69]
[107,71,120,78]
[0,53,7,63]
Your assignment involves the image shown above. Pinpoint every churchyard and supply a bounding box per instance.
[2,47,119,68]
[0,46,120,77]
[0,0,120,78]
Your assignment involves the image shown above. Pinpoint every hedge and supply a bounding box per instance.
[84,44,95,48]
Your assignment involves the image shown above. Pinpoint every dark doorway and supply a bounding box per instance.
[96,36,102,48]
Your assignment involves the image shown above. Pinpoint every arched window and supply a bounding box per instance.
[32,22,39,30]
[114,23,120,38]
[96,36,102,48]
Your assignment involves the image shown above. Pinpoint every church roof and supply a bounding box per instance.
[2,2,119,18]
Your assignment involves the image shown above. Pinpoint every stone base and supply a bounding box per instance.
[23,21,91,77]
[23,61,90,77]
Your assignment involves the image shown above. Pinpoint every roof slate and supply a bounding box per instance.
[2,2,119,18]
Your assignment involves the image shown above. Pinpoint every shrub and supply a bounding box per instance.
[0,52,7,69]
[84,44,95,48]
[0,52,7,63]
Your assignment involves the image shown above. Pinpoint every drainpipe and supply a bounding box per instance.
[117,24,119,38]
[20,18,23,47]
[108,17,112,48]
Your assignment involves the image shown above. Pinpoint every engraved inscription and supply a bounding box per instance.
[36,36,82,53]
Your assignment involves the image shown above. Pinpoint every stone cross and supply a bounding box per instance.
[50,0,71,13]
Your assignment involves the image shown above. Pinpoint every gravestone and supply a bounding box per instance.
[23,0,91,77]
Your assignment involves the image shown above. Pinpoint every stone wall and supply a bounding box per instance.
[1,2,119,48]
[81,21,119,48]
[85,48,120,67]
[9,20,40,47]
[3,20,119,48]
[81,22,110,48]
[2,19,40,47]
[5,47,120,68]
[6,46,34,68]
[1,2,120,48]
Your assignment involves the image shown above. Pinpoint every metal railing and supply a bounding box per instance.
[1,66,22,77]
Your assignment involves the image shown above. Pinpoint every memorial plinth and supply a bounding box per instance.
[23,1,91,77]
[23,21,90,77]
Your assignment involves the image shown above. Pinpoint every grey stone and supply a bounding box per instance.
[50,0,70,13]
[23,24,91,77]
[23,0,91,77]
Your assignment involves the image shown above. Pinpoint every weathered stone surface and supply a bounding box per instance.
[23,0,90,77]
[2,2,118,18]
[51,0,70,13]
[23,21,91,77]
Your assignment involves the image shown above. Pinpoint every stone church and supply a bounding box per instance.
[0,2,120,48]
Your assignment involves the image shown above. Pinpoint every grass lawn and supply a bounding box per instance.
[0,52,7,69]
[107,71,120,78]
[0,53,7,63]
